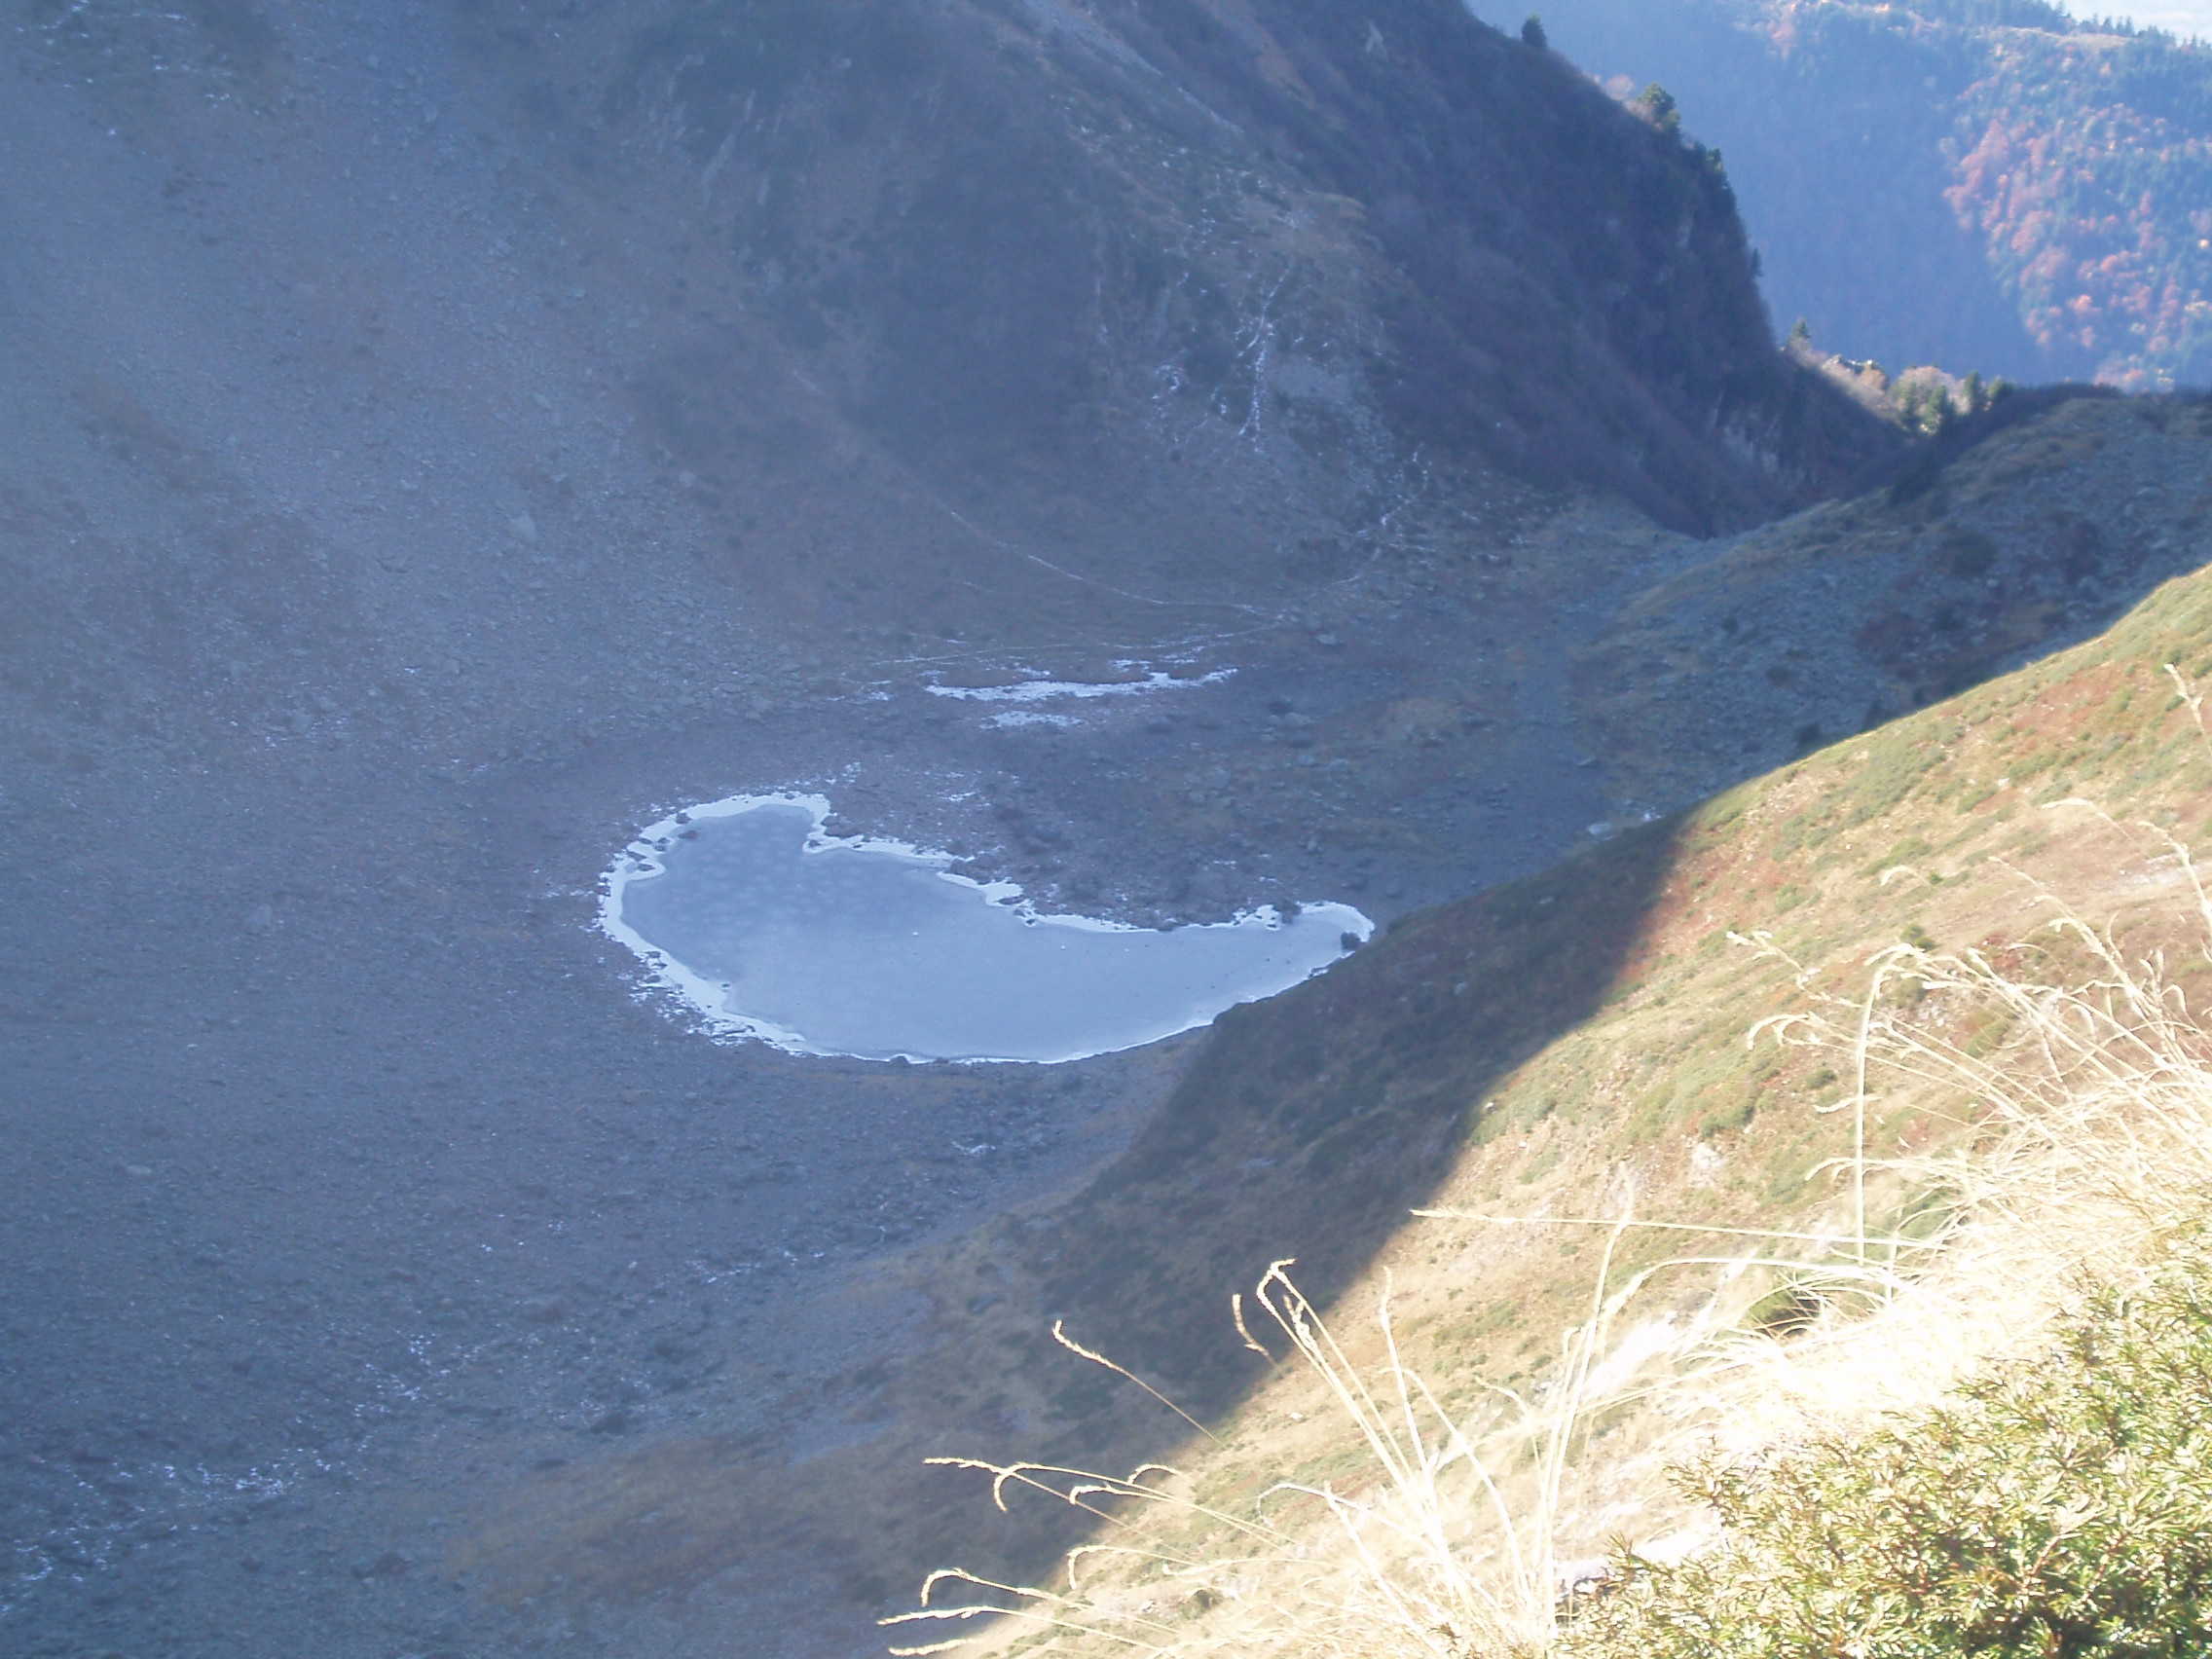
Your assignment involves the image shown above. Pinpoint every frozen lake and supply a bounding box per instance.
[601,795,1372,1063]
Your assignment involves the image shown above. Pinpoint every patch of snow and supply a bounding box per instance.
[927,668,1235,703]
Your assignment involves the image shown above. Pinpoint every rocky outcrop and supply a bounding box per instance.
[1571,393,2212,814]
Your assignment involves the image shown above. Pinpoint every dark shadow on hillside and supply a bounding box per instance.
[446,817,1684,1650]
[1038,817,1685,1396]
[1571,391,2212,819]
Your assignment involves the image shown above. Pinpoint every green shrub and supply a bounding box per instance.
[1563,1226,2212,1658]
[1697,1096,1757,1138]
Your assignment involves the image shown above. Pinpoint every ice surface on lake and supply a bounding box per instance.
[601,795,1370,1063]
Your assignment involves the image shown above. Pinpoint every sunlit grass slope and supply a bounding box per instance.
[887,563,2212,1656]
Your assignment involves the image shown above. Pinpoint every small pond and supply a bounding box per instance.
[600,794,1372,1063]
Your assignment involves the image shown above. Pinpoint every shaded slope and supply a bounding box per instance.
[0,5,1885,1652]
[443,0,1891,560]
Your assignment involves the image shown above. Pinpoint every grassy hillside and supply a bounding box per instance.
[870,567,2212,1649]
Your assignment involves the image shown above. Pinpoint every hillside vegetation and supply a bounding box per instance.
[1476,0,2212,387]
[1563,1235,2212,1655]
[873,552,2212,1651]
[1947,13,2212,386]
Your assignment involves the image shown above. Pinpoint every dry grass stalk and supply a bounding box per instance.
[883,1241,1672,1656]
[1691,815,2212,1436]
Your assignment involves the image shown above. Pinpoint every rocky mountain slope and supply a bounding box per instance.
[1575,390,2212,811]
[452,0,1888,542]
[0,4,2198,1658]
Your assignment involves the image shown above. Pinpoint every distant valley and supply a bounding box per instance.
[1469,0,2212,387]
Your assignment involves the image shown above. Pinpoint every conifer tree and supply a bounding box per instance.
[1634,83,1681,135]
[1897,379,1927,428]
